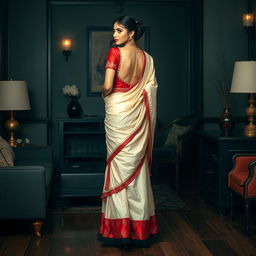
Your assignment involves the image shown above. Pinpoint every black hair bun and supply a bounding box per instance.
[135,21,145,41]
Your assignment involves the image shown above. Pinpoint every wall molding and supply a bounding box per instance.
[50,0,192,5]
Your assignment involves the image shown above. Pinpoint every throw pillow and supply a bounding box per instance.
[164,124,191,147]
[0,136,15,166]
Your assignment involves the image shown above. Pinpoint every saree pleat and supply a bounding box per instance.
[98,52,158,245]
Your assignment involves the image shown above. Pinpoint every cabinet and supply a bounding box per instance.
[198,130,256,215]
[59,118,106,197]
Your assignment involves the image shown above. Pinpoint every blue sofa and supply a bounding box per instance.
[0,145,53,236]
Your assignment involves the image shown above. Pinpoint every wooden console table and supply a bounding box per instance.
[198,130,256,215]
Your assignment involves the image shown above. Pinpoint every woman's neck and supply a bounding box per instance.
[123,40,137,49]
[115,39,137,49]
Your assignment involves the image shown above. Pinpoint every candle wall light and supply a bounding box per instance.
[243,13,254,28]
[62,39,72,61]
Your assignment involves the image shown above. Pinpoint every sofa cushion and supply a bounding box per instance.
[230,171,249,186]
[164,124,191,147]
[0,136,15,167]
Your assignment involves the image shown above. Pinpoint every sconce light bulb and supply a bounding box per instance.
[243,13,254,27]
[62,39,72,51]
[62,39,72,61]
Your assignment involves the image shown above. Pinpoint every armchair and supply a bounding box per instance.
[228,153,256,235]
[152,116,199,190]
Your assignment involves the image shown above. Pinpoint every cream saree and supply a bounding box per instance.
[98,52,159,246]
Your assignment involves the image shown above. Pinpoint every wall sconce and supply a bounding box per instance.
[62,39,72,61]
[243,13,254,28]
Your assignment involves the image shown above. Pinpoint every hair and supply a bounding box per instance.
[113,15,145,41]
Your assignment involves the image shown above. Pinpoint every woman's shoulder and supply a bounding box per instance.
[142,50,154,61]
[108,46,120,55]
[106,47,120,62]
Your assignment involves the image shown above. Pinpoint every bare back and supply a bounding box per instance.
[118,47,145,86]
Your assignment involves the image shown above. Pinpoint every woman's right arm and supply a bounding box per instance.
[102,68,116,98]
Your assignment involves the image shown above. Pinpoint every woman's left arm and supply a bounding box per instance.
[102,68,116,97]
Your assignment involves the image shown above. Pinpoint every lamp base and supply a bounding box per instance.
[244,123,256,137]
[4,111,19,147]
[244,93,256,137]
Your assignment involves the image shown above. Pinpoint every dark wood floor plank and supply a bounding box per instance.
[24,235,52,256]
[208,219,256,256]
[75,213,99,255]
[48,214,94,256]
[161,211,213,256]
[179,210,219,240]
[155,212,190,256]
[203,240,238,256]
[0,235,31,256]
[124,247,145,256]
[142,242,165,256]
[154,211,173,242]
[159,241,190,256]
[0,237,6,250]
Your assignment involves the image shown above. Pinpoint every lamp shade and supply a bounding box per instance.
[0,80,31,110]
[230,61,256,93]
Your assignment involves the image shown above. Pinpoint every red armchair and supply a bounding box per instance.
[228,153,256,235]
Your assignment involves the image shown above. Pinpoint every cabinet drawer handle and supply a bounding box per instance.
[72,164,80,168]
[210,154,218,160]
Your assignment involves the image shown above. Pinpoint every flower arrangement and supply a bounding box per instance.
[214,53,231,109]
[215,80,230,109]
[16,138,31,147]
[62,85,80,97]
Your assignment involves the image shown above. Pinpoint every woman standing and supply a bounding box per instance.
[98,15,159,247]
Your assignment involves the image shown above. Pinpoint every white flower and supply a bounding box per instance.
[16,138,22,143]
[62,84,79,97]
[25,138,30,144]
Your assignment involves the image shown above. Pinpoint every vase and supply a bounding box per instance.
[219,107,234,136]
[67,97,82,118]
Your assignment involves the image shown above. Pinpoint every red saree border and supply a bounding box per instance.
[101,155,146,199]
[106,123,142,165]
[104,122,144,191]
[99,212,158,240]
[142,90,153,170]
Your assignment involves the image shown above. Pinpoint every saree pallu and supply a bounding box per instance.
[98,52,159,246]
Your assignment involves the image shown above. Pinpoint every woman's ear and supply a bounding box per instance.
[129,31,135,39]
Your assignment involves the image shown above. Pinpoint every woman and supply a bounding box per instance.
[98,15,159,247]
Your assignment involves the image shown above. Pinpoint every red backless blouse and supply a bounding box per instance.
[105,47,146,93]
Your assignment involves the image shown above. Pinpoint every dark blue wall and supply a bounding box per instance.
[7,0,48,144]
[203,0,248,119]
[0,0,7,81]
[2,0,250,146]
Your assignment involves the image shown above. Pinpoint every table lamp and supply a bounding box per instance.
[230,61,256,137]
[0,80,31,146]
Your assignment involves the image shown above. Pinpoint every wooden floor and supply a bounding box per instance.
[1,175,256,255]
